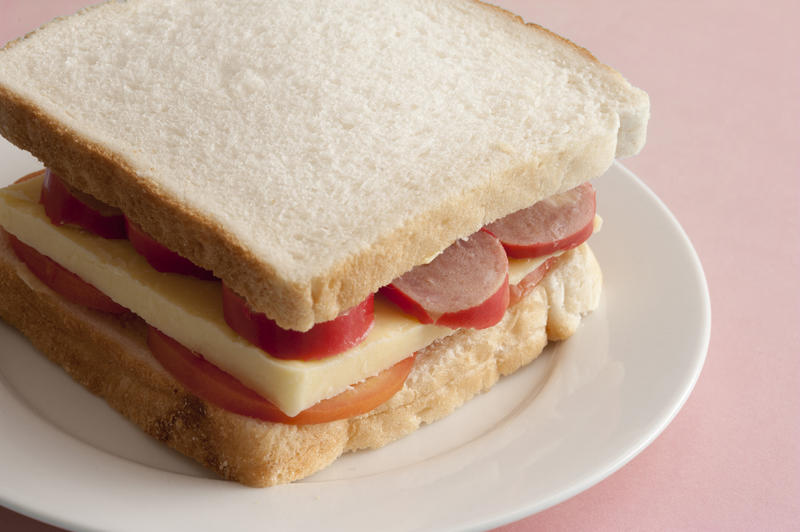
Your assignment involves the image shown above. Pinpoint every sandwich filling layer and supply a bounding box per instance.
[0,174,591,416]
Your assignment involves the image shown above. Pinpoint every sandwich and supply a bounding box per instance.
[0,0,649,486]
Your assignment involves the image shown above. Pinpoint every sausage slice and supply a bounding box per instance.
[485,182,596,258]
[382,230,509,329]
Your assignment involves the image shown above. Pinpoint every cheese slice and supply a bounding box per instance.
[0,175,592,416]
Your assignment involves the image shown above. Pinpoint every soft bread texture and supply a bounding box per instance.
[0,230,601,486]
[0,0,646,330]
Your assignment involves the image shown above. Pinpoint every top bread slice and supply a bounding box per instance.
[0,0,648,331]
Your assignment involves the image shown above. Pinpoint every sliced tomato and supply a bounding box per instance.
[484,182,596,258]
[6,232,128,314]
[222,283,375,360]
[125,218,216,280]
[381,230,509,329]
[147,326,414,424]
[40,168,127,239]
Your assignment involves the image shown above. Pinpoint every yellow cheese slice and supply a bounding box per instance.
[0,175,594,416]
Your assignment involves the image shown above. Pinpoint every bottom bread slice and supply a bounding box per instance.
[0,231,601,486]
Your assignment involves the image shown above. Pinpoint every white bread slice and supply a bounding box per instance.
[0,0,644,330]
[0,228,601,486]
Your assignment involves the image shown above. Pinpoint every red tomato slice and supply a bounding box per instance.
[147,326,414,425]
[40,168,127,239]
[6,232,128,314]
[222,283,375,360]
[484,182,596,258]
[125,219,216,280]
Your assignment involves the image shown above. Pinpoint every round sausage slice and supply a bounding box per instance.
[382,230,509,329]
[222,284,375,361]
[485,182,595,258]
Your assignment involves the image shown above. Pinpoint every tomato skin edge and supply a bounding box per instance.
[147,326,414,425]
[6,231,129,315]
[125,218,217,280]
[40,169,127,239]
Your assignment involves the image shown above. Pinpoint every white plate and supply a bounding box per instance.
[0,140,710,532]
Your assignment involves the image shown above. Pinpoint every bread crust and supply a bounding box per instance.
[0,1,643,331]
[0,229,600,486]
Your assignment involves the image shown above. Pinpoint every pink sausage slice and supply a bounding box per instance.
[485,182,596,259]
[381,230,509,330]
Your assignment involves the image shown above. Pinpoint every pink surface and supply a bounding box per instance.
[1,0,798,530]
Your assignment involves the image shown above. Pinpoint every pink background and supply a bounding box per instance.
[1,0,798,530]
